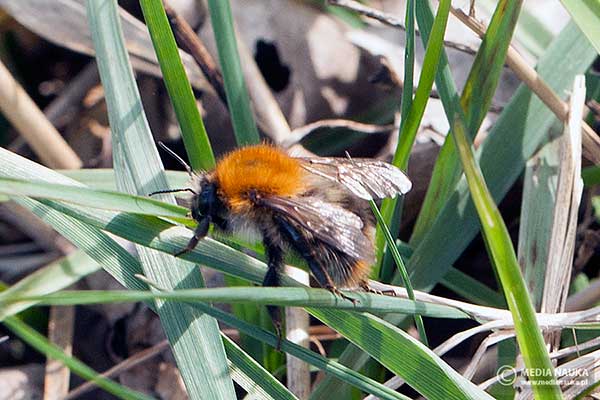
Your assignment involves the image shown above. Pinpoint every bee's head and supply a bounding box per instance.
[191,175,226,224]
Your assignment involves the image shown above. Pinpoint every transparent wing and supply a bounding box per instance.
[261,195,373,260]
[298,157,412,200]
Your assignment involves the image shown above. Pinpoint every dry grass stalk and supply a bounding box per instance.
[0,0,211,92]
[327,0,600,163]
[43,306,74,400]
[328,0,478,55]
[540,76,585,322]
[285,267,311,399]
[369,279,600,333]
[162,1,293,145]
[479,336,600,390]
[171,3,315,391]
[64,340,169,400]
[44,61,100,130]
[566,277,600,311]
[0,57,82,398]
[450,8,600,164]
[0,59,81,169]
[163,0,227,106]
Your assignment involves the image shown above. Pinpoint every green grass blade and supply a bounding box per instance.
[138,0,215,170]
[370,201,428,345]
[86,1,235,398]
[451,114,560,397]
[0,177,189,220]
[561,0,600,54]
[461,0,523,133]
[223,336,299,400]
[399,0,416,133]
[3,316,153,400]
[411,0,523,245]
[45,198,490,398]
[189,304,410,400]
[2,178,486,398]
[314,16,595,398]
[403,0,464,247]
[0,251,100,320]
[413,0,461,119]
[191,299,479,400]
[477,0,554,58]
[376,0,450,280]
[0,161,408,400]
[374,0,415,281]
[0,150,300,400]
[140,0,215,171]
[0,150,152,301]
[10,196,150,296]
[11,202,486,398]
[3,157,153,299]
[60,169,189,191]
[0,149,491,399]
[206,0,260,145]
[0,288,467,319]
[5,286,490,399]
[14,197,149,289]
[308,309,493,400]
[441,268,505,308]
[391,0,451,170]
[397,241,505,307]
[14,197,300,400]
[407,21,596,292]
[309,347,371,400]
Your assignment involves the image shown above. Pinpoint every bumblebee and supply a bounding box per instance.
[152,144,411,332]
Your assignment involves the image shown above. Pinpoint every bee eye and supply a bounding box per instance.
[195,182,218,217]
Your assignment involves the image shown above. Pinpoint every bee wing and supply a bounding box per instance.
[261,196,373,260]
[298,157,412,200]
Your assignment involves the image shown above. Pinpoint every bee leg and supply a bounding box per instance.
[175,217,210,257]
[274,216,357,305]
[359,281,396,296]
[261,231,285,350]
[264,264,284,351]
[324,284,359,305]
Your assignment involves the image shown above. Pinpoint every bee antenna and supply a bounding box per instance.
[157,141,194,178]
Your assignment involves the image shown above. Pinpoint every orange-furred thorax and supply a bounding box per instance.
[214,145,305,212]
